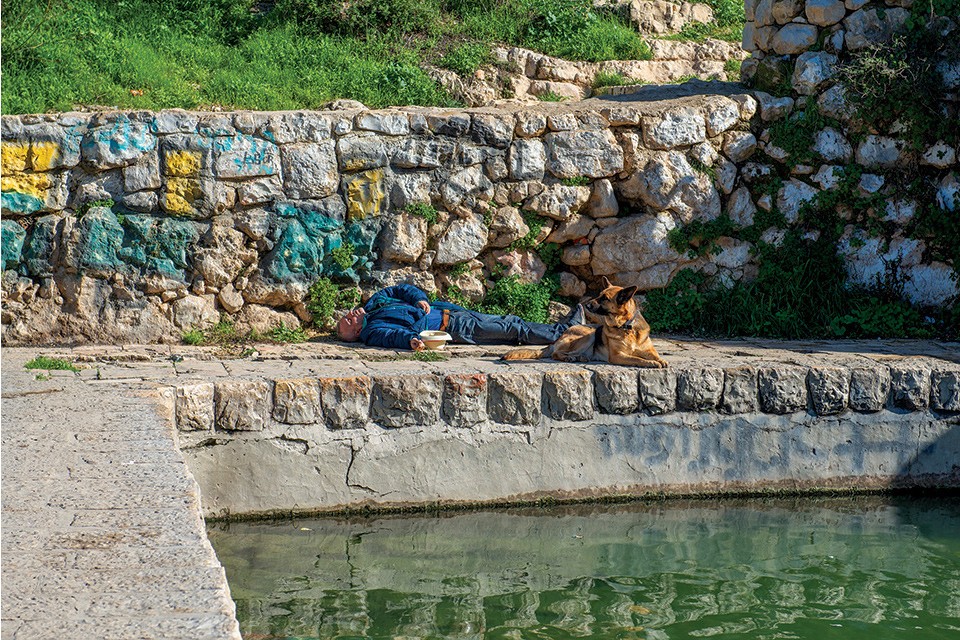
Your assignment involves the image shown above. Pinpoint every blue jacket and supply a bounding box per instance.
[358,284,465,350]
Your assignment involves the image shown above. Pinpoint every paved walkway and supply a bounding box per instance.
[1,349,241,640]
[1,337,957,638]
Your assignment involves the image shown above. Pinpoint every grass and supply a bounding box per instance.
[2,0,654,114]
[24,356,80,372]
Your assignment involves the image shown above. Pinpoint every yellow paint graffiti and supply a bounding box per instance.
[164,177,203,216]
[165,150,202,177]
[1,142,29,174]
[344,169,386,221]
[1,172,54,198]
[29,142,61,172]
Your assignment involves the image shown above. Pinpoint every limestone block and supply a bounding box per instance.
[921,142,957,169]
[754,92,795,122]
[441,165,493,209]
[727,187,757,228]
[772,0,804,23]
[562,244,591,266]
[639,369,677,414]
[171,294,218,329]
[544,370,595,421]
[545,213,594,244]
[195,225,255,289]
[471,114,514,148]
[150,110,198,135]
[817,84,855,123]
[805,0,846,24]
[427,112,472,137]
[443,373,489,428]
[586,179,619,218]
[160,177,232,219]
[488,372,542,425]
[487,206,529,248]
[931,370,960,412]
[515,112,547,138]
[777,178,818,224]
[849,367,890,412]
[723,131,758,163]
[270,378,321,425]
[759,367,808,414]
[807,367,849,415]
[337,135,388,172]
[390,172,432,211]
[1,220,26,271]
[176,383,214,431]
[435,213,488,265]
[260,111,331,144]
[677,368,724,411]
[214,135,280,179]
[703,97,741,137]
[218,284,244,314]
[937,173,959,212]
[547,113,579,131]
[902,261,958,307]
[215,380,271,431]
[890,366,930,410]
[812,127,853,163]
[320,376,371,430]
[380,213,426,264]
[601,107,640,126]
[590,213,683,275]
[355,112,410,136]
[721,367,758,413]
[730,94,758,121]
[544,129,623,179]
[372,375,442,427]
[844,8,909,50]
[619,151,721,223]
[508,139,546,181]
[81,121,156,170]
[791,51,837,95]
[594,368,640,414]
[523,184,590,221]
[392,137,456,169]
[771,23,819,55]
[641,106,706,150]
[490,249,546,285]
[715,156,738,198]
[159,134,213,177]
[122,151,162,192]
[558,272,586,298]
[856,135,904,169]
[238,175,284,206]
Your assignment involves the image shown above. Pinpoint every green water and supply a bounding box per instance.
[208,496,960,640]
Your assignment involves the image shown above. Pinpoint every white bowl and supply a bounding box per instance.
[419,330,452,350]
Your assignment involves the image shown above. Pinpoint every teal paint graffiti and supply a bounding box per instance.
[1,192,45,216]
[1,220,26,271]
[264,203,382,283]
[78,208,125,272]
[24,215,61,277]
[213,135,279,178]
[117,215,201,280]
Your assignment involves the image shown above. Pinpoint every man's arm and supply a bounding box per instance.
[364,284,429,311]
[360,324,421,350]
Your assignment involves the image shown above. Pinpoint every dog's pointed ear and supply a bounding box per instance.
[616,285,638,305]
[600,276,612,289]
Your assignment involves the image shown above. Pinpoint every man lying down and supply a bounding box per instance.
[336,284,585,351]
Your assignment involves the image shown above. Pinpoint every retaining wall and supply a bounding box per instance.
[174,363,960,517]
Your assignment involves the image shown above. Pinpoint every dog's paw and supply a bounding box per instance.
[655,359,668,369]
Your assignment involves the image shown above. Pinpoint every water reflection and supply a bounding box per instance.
[208,496,960,639]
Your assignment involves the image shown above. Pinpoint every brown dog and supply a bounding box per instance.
[503,277,667,367]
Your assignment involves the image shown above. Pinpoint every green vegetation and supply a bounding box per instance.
[181,315,258,346]
[537,91,569,102]
[269,322,308,343]
[329,242,355,271]
[560,176,591,187]
[405,202,440,227]
[476,274,560,324]
[591,71,635,89]
[307,276,361,327]
[24,356,80,372]
[662,0,745,43]
[2,0,653,114]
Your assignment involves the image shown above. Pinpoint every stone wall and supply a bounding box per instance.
[174,363,960,517]
[3,84,955,344]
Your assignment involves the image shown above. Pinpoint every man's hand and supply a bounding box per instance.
[416,300,431,314]
[410,337,425,351]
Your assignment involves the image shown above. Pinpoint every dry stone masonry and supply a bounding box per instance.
[174,362,960,515]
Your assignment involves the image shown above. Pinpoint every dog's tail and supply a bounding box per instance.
[502,346,550,360]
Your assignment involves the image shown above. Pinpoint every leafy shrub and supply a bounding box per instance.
[269,322,308,343]
[329,242,355,270]
[308,277,361,328]
[405,202,439,226]
[478,274,559,324]
[440,41,490,76]
[24,356,80,372]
